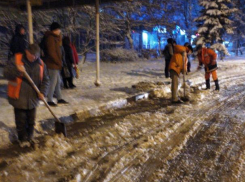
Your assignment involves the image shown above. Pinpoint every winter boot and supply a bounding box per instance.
[68,77,76,88]
[214,79,220,91]
[205,79,210,90]
[63,78,69,89]
[27,125,34,141]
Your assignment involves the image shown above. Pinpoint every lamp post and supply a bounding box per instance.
[27,0,33,44]
[94,0,101,86]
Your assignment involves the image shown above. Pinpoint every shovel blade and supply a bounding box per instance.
[55,121,67,137]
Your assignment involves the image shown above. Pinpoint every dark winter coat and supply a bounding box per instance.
[4,55,49,109]
[63,44,74,68]
[43,31,62,70]
[9,25,27,55]
[163,43,174,60]
[61,40,75,79]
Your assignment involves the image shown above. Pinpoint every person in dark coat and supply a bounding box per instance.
[43,22,68,106]
[9,24,28,59]
[163,38,176,78]
[62,36,76,89]
[4,44,49,147]
[184,42,191,73]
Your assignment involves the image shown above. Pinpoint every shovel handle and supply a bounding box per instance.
[183,53,186,97]
[23,71,61,123]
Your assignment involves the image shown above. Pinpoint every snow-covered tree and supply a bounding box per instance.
[179,0,200,43]
[195,0,237,55]
[103,1,142,49]
[140,0,178,54]
[33,5,124,63]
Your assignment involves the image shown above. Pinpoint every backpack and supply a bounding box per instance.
[163,45,171,59]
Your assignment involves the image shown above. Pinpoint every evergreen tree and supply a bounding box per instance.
[195,0,237,55]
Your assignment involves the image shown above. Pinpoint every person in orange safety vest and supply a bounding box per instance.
[4,44,49,147]
[169,44,193,103]
[196,45,220,91]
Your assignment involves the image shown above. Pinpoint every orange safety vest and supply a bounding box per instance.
[198,48,217,66]
[169,45,189,75]
[8,53,44,99]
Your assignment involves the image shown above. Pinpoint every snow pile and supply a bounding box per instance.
[132,81,161,91]
[101,48,139,62]
[149,87,171,98]
[132,81,170,93]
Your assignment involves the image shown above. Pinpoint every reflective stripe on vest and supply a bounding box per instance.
[7,53,44,99]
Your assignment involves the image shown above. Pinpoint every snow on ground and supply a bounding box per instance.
[1,55,245,181]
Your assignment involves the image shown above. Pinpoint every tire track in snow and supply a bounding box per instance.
[154,79,245,181]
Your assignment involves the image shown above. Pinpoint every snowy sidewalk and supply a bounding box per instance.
[0,57,174,147]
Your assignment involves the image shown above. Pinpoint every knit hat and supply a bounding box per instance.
[50,22,61,31]
[27,44,40,58]
[195,45,203,52]
[15,24,25,34]
[184,42,190,46]
[167,38,174,44]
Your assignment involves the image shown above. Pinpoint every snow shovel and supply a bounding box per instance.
[182,54,189,102]
[23,71,67,137]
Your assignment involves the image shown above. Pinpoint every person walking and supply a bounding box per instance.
[196,45,220,91]
[163,38,175,78]
[4,44,49,147]
[169,44,193,103]
[43,22,68,106]
[62,36,76,89]
[8,24,28,60]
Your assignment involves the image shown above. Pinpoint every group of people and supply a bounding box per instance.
[163,38,220,104]
[4,22,79,147]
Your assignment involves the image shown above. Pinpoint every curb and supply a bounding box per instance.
[61,92,150,124]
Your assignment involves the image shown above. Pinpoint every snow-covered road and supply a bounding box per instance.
[1,59,245,182]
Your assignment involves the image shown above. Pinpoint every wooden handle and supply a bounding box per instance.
[183,55,186,97]
[23,71,61,123]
